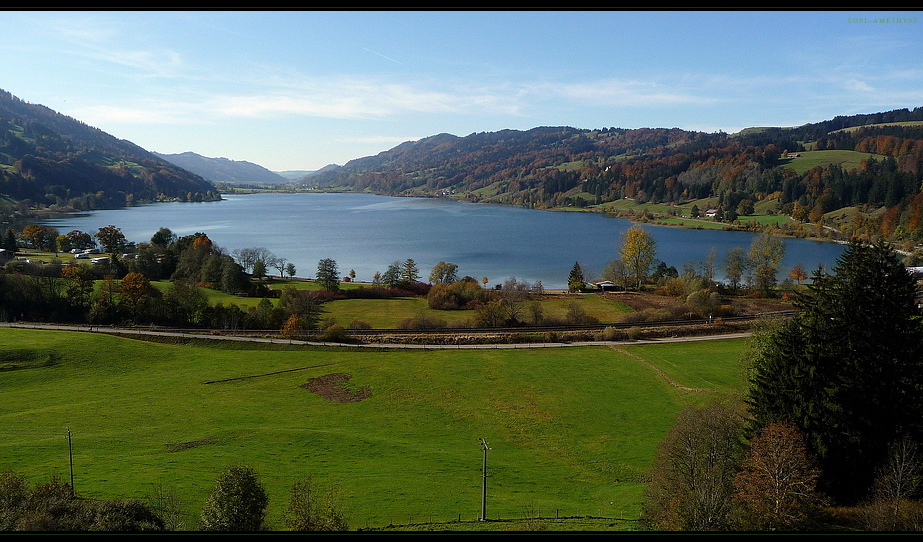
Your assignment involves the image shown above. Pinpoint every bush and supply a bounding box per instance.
[320,324,349,343]
[348,318,371,330]
[397,315,447,330]
[199,465,268,532]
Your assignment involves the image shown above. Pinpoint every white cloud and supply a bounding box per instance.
[541,79,717,107]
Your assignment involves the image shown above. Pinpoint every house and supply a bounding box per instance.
[594,280,623,292]
[705,209,719,218]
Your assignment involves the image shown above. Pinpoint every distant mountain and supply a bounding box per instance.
[0,89,219,215]
[275,164,341,181]
[154,151,289,185]
[276,170,315,180]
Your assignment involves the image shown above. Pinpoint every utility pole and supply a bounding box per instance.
[65,428,74,495]
[479,438,491,521]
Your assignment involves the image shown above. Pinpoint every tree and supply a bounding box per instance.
[199,465,268,532]
[94,225,127,254]
[61,265,95,309]
[316,258,340,292]
[380,262,401,288]
[429,261,459,285]
[788,263,807,285]
[231,247,272,274]
[400,258,420,287]
[285,262,297,279]
[747,234,785,295]
[21,225,58,251]
[61,230,94,252]
[278,285,322,330]
[499,277,536,324]
[723,247,748,290]
[737,199,755,217]
[119,272,153,322]
[746,240,923,504]
[619,224,656,290]
[162,280,210,326]
[251,260,266,281]
[149,227,176,248]
[567,262,586,292]
[731,421,824,531]
[270,256,287,278]
[865,437,923,531]
[2,227,16,251]
[641,400,746,531]
[282,477,348,531]
[602,258,628,290]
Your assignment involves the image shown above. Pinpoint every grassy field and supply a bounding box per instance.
[0,326,750,531]
[781,149,885,175]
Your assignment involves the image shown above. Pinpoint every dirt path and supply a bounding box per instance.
[609,345,713,393]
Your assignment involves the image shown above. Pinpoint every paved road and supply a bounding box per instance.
[0,322,751,349]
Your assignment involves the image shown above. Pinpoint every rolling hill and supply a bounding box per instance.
[308,109,923,246]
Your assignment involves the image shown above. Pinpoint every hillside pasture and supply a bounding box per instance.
[0,326,749,530]
[781,149,885,175]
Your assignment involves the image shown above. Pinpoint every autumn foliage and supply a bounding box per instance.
[731,421,825,531]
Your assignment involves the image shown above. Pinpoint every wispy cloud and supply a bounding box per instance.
[544,78,714,107]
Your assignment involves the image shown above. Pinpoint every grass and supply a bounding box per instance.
[0,327,750,531]
[781,149,885,175]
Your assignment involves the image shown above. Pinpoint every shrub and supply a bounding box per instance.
[199,465,268,532]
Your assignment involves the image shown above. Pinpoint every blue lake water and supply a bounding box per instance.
[39,192,847,289]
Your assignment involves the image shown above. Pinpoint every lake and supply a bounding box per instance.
[39,192,847,290]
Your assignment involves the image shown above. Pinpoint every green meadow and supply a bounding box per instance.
[0,327,750,531]
[781,149,885,175]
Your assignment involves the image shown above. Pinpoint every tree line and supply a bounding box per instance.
[641,240,923,531]
[0,464,347,532]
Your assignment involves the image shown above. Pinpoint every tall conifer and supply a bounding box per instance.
[746,240,923,503]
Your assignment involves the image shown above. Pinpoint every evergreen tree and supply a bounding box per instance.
[746,240,923,504]
[400,258,420,287]
[567,261,586,292]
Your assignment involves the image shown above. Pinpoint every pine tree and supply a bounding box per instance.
[746,240,923,503]
[567,262,586,292]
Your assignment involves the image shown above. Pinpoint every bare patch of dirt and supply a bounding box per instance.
[302,373,372,403]
[165,439,214,453]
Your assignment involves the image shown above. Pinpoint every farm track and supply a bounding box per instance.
[0,311,792,349]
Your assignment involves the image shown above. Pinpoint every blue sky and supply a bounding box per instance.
[2,10,922,172]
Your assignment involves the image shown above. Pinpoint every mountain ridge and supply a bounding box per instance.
[153,151,289,186]
[0,89,219,218]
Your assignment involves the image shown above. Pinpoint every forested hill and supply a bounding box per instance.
[311,108,923,244]
[0,89,219,217]
[153,151,289,186]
